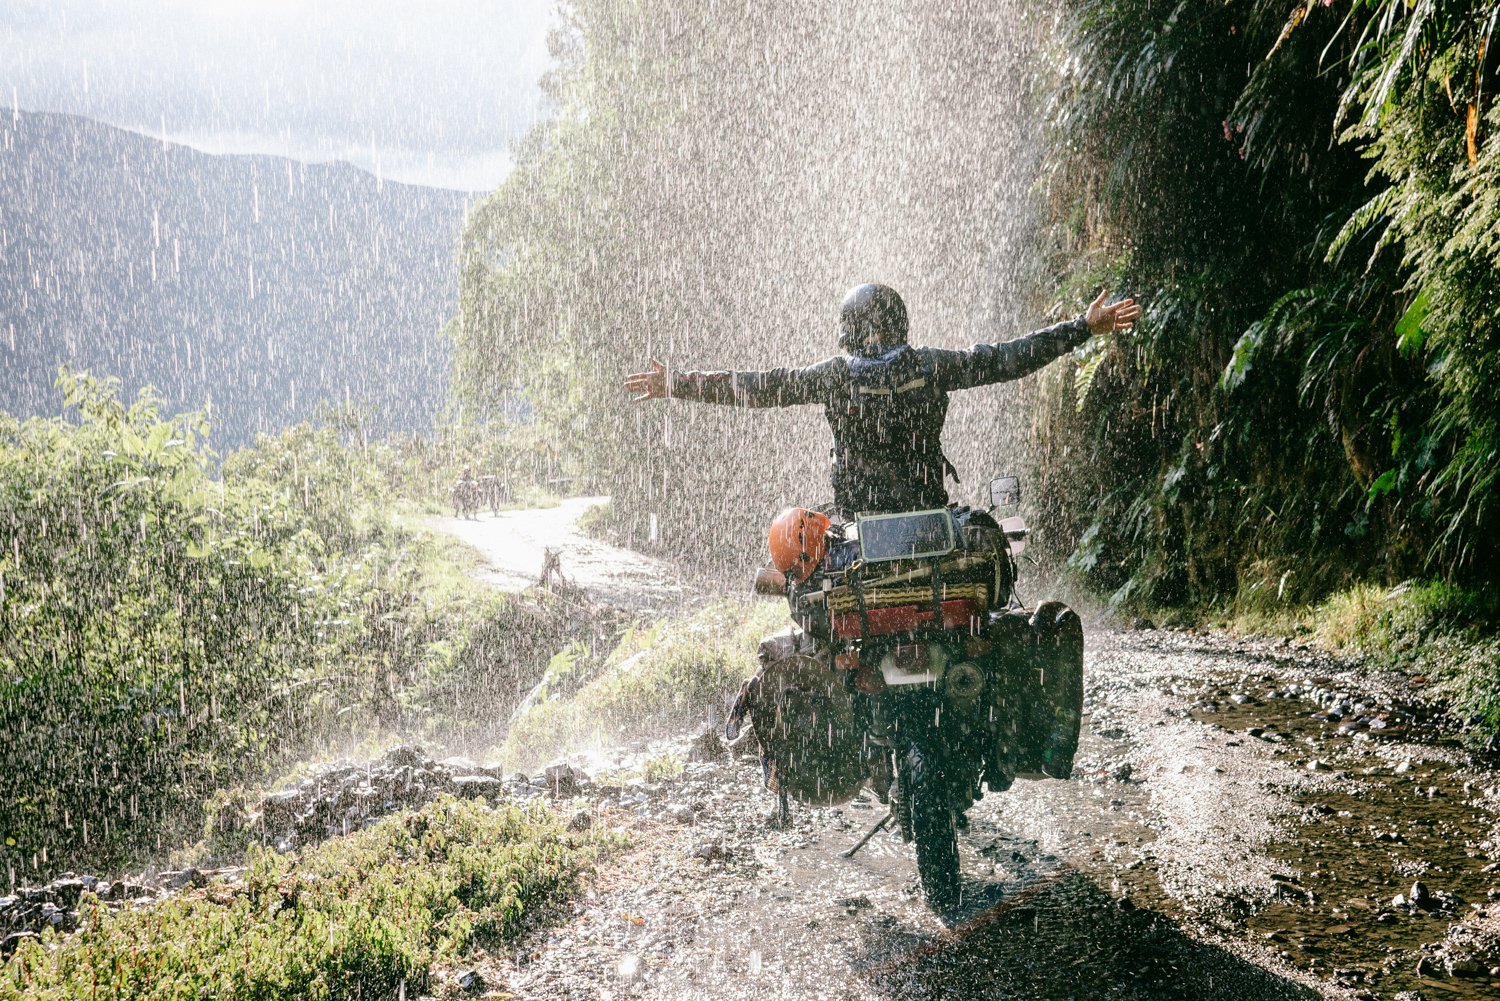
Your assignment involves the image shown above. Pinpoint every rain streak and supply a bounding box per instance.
[4,2,1500,999]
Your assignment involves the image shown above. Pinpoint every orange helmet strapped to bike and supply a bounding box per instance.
[769,507,832,583]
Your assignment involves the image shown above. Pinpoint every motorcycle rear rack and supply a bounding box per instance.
[831,597,986,639]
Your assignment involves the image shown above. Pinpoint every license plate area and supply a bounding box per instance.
[879,642,941,686]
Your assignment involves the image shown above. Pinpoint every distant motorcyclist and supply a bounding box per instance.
[451,465,479,520]
[625,285,1139,516]
[479,473,503,515]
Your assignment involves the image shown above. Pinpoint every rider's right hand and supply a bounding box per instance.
[624,359,670,402]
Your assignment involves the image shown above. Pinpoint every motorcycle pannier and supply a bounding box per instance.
[987,603,1084,780]
[738,628,867,807]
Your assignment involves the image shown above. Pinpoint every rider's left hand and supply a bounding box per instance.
[1085,289,1142,338]
[624,359,670,402]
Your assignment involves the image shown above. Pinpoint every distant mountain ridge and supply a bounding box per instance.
[0,109,472,447]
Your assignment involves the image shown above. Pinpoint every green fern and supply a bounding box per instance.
[1073,340,1108,413]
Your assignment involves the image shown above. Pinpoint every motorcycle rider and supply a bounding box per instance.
[628,284,1137,832]
[452,465,479,520]
[624,284,1139,517]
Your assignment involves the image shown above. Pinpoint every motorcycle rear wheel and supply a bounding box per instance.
[902,740,960,913]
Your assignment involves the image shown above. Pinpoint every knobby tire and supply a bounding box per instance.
[903,739,960,913]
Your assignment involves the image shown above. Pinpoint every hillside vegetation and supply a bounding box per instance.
[496,599,786,772]
[1,797,616,1001]
[1037,0,1500,610]
[0,373,579,881]
[1028,1,1500,720]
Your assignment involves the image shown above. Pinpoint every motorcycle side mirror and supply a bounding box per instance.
[990,475,1021,509]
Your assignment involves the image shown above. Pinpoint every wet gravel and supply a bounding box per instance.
[460,626,1500,1001]
[11,626,1500,1000]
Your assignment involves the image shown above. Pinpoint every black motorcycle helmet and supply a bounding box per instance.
[837,283,908,353]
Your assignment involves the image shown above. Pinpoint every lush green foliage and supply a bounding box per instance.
[1,372,325,876]
[0,796,618,1000]
[237,399,557,521]
[1036,1,1500,612]
[0,374,578,880]
[497,599,784,771]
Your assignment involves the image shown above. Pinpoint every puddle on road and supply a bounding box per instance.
[630,634,1500,1000]
[1190,679,1500,998]
[838,640,1500,998]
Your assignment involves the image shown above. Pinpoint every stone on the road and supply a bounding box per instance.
[544,762,586,796]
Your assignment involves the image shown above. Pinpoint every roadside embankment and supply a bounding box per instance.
[0,793,618,1001]
[1221,581,1500,741]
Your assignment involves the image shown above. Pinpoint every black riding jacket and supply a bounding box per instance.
[668,315,1092,517]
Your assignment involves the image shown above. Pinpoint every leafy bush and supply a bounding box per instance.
[0,373,583,881]
[0,796,619,1000]
[1035,0,1500,616]
[0,372,327,875]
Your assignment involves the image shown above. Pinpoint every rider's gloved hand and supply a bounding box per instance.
[624,359,670,401]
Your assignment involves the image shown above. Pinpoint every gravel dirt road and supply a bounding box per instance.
[430,503,1500,1001]
[432,496,687,611]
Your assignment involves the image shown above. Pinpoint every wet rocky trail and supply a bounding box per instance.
[7,502,1500,1000]
[487,627,1500,1001]
[1055,630,1500,1000]
[432,502,1500,997]
[14,627,1495,999]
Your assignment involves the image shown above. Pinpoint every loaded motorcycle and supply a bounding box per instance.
[727,476,1083,913]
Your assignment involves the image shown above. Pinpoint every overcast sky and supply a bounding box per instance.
[1,0,557,191]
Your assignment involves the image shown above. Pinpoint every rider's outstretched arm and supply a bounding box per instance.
[634,356,846,408]
[929,291,1141,391]
[926,315,1093,391]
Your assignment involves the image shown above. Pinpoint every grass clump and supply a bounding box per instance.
[1,796,620,1000]
[1308,582,1500,734]
[641,752,684,782]
[1309,582,1485,655]
[496,598,785,771]
[574,497,616,543]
